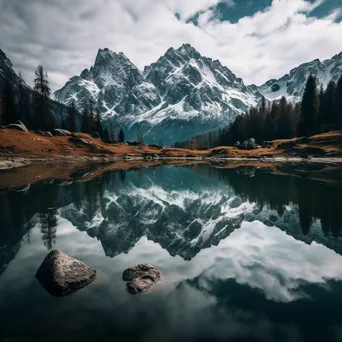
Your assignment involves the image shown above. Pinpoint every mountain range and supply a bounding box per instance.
[59,165,341,261]
[1,45,342,144]
[53,44,342,144]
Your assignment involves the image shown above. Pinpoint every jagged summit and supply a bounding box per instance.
[94,48,131,68]
[54,47,160,117]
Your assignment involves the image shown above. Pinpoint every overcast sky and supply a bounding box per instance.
[0,0,341,91]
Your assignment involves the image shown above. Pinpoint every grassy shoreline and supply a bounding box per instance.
[0,129,341,172]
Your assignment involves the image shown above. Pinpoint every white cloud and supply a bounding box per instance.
[0,0,341,90]
[112,220,342,303]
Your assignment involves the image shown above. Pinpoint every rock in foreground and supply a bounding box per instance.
[36,250,96,297]
[6,121,28,133]
[123,264,161,295]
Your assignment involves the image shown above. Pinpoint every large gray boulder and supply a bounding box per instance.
[122,264,161,295]
[241,138,259,150]
[36,250,96,297]
[53,129,72,136]
[6,121,28,133]
[69,136,91,145]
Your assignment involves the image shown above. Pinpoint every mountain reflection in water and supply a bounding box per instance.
[0,164,342,342]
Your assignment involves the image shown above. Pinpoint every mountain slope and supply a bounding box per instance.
[54,48,161,119]
[54,44,258,144]
[0,49,73,126]
[141,44,256,124]
[256,52,342,102]
[0,49,29,89]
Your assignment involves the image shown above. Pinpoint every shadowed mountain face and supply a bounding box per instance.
[0,50,25,87]
[2,46,342,144]
[1,164,341,275]
[0,49,72,125]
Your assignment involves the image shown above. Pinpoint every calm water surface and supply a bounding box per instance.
[1,164,342,342]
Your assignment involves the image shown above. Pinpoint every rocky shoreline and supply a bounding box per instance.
[1,128,341,171]
[0,156,117,170]
[1,154,342,172]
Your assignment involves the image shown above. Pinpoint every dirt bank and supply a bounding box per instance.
[0,129,341,171]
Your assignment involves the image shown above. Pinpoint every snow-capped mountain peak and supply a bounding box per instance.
[257,53,342,102]
[91,48,141,87]
[54,47,161,118]
[54,44,342,144]
[54,44,257,143]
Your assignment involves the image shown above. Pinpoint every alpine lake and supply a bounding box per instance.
[1,161,342,342]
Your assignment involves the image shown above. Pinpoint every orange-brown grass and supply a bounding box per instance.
[0,129,341,161]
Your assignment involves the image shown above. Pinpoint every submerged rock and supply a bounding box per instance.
[123,264,161,295]
[36,250,96,297]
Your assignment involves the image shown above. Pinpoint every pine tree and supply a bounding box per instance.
[318,81,337,132]
[324,80,336,130]
[39,210,57,250]
[108,121,115,142]
[0,79,17,125]
[297,75,318,137]
[336,75,342,129]
[264,105,277,141]
[81,101,90,133]
[118,128,125,143]
[102,127,109,142]
[61,117,67,130]
[318,85,325,132]
[0,94,2,123]
[18,71,32,128]
[112,129,117,142]
[260,95,266,116]
[293,103,301,133]
[33,65,55,130]
[17,71,24,123]
[277,96,287,138]
[67,101,78,132]
[287,102,297,138]
[88,100,94,133]
[94,108,103,137]
[277,96,293,138]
